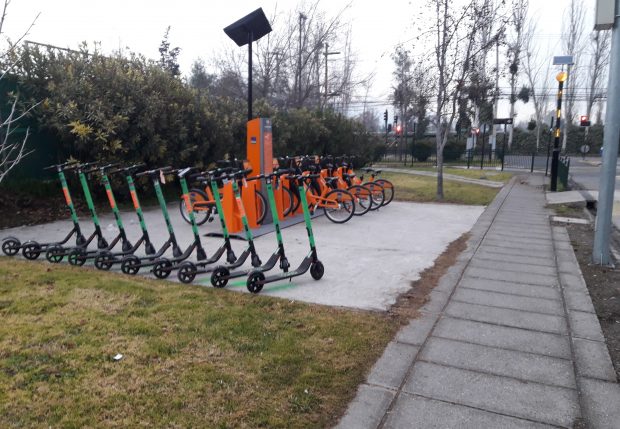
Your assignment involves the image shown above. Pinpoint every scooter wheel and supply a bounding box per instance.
[247,271,265,294]
[22,241,42,260]
[153,259,172,279]
[178,262,197,284]
[94,252,114,271]
[68,248,87,266]
[2,237,21,256]
[121,255,140,275]
[45,245,65,263]
[211,266,230,288]
[310,260,324,280]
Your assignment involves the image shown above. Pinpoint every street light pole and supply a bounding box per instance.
[550,71,567,192]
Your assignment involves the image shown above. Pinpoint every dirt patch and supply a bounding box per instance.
[564,221,620,380]
[389,233,469,321]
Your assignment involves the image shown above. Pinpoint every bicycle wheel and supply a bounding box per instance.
[374,179,394,205]
[348,184,372,216]
[179,189,212,225]
[254,190,267,224]
[280,185,295,217]
[363,182,385,210]
[323,189,355,223]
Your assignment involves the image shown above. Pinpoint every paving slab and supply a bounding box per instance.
[475,244,554,260]
[559,272,589,293]
[458,277,561,300]
[419,337,576,389]
[463,267,558,287]
[445,301,568,335]
[473,251,556,267]
[367,342,419,390]
[452,287,564,316]
[572,338,617,382]
[565,291,596,314]
[433,317,571,359]
[579,378,620,429]
[384,393,556,429]
[419,290,450,314]
[334,384,395,429]
[568,310,606,342]
[403,362,580,427]
[482,239,553,252]
[469,259,557,276]
[394,312,438,346]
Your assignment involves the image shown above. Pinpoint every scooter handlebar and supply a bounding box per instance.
[135,166,173,178]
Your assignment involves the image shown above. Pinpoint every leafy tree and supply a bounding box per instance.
[158,26,181,78]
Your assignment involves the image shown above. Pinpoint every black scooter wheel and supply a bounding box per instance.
[68,248,87,266]
[22,242,42,260]
[210,266,230,288]
[178,262,197,284]
[310,260,324,280]
[153,259,172,279]
[94,252,114,270]
[45,245,65,263]
[247,271,265,294]
[2,237,21,256]
[121,255,140,275]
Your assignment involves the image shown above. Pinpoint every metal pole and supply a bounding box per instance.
[248,31,253,121]
[593,0,620,265]
[480,125,487,170]
[545,116,553,176]
[411,122,416,167]
[550,72,566,192]
[501,124,507,171]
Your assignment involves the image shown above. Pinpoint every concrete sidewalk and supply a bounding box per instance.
[337,175,620,428]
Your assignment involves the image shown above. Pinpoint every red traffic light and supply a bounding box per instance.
[580,115,591,127]
[396,124,402,134]
[471,127,480,135]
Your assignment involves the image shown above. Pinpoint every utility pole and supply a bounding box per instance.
[593,0,620,265]
[297,13,307,107]
[323,43,340,109]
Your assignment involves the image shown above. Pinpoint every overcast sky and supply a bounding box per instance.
[2,0,599,123]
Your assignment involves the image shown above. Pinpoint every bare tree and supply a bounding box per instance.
[523,18,552,149]
[561,0,585,150]
[586,30,611,121]
[0,0,39,183]
[506,0,528,148]
[428,0,483,200]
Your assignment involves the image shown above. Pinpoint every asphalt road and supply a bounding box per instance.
[569,157,620,191]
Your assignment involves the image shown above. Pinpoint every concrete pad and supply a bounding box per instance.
[573,338,617,382]
[453,288,564,316]
[367,342,419,390]
[0,201,483,311]
[560,272,589,293]
[445,301,568,335]
[419,337,576,389]
[545,190,589,205]
[477,245,553,260]
[552,216,590,225]
[419,290,450,314]
[463,267,558,287]
[384,393,555,429]
[433,317,571,359]
[334,384,395,429]
[579,378,620,429]
[458,278,561,301]
[403,362,580,427]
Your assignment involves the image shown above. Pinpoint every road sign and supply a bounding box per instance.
[492,118,513,125]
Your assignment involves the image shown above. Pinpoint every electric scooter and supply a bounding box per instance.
[149,167,211,279]
[66,163,134,266]
[45,162,110,263]
[246,174,324,293]
[2,161,86,259]
[93,163,157,270]
[177,168,264,284]
[120,166,183,275]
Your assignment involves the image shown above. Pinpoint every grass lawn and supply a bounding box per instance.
[378,171,502,205]
[0,258,398,428]
[373,164,513,183]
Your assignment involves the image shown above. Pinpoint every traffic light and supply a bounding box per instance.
[383,110,388,122]
[471,127,480,136]
[394,115,399,124]
[396,124,402,134]
[387,124,392,132]
[580,115,591,127]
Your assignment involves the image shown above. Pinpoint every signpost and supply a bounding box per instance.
[550,71,568,192]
